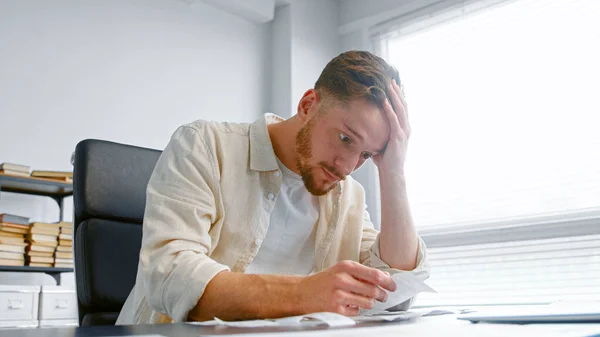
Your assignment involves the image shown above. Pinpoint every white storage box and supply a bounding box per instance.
[58,272,75,289]
[38,286,78,322]
[0,285,40,328]
[0,272,56,286]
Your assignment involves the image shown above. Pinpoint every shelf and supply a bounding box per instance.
[0,265,73,273]
[0,173,73,198]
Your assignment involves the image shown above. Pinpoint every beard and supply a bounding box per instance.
[295,116,346,196]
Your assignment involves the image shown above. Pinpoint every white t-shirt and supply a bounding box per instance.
[245,157,319,276]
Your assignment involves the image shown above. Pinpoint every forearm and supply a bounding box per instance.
[187,271,304,322]
[378,171,419,270]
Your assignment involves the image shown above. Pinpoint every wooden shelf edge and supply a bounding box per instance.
[0,173,73,185]
[0,265,73,273]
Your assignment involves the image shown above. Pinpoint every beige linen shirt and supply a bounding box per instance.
[116,113,430,325]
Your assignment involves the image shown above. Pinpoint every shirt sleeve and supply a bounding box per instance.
[359,208,431,311]
[140,125,230,322]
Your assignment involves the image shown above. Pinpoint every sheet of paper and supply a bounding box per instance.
[103,335,168,337]
[190,318,279,327]
[360,272,436,316]
[189,312,355,328]
[351,311,423,322]
[276,312,356,327]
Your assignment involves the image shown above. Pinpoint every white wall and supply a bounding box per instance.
[338,0,458,34]
[269,0,341,117]
[290,0,340,116]
[270,5,292,116]
[0,0,271,223]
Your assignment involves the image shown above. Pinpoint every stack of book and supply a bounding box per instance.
[0,214,29,266]
[0,163,31,177]
[26,222,60,267]
[31,170,73,183]
[55,222,73,268]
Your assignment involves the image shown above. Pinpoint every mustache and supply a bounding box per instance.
[320,162,346,181]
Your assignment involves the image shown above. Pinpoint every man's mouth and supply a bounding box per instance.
[322,167,340,182]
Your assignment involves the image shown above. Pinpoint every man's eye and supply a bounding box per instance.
[362,152,372,160]
[340,133,352,144]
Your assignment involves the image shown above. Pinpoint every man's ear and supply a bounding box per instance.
[296,89,319,123]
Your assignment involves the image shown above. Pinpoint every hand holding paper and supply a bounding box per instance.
[361,272,436,316]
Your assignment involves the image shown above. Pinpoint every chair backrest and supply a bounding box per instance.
[73,139,162,326]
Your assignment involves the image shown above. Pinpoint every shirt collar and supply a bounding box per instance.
[249,113,343,198]
[249,113,285,172]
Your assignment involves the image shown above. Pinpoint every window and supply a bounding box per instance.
[374,0,600,306]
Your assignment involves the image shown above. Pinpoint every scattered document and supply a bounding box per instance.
[276,312,356,327]
[190,273,435,328]
[103,335,167,337]
[360,272,436,316]
[190,312,356,328]
[351,311,423,322]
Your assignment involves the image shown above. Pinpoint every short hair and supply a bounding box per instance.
[314,50,400,108]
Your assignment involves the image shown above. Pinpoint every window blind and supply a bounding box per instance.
[418,234,600,306]
[373,0,600,306]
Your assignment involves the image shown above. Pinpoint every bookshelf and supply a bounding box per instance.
[0,173,73,221]
[0,173,74,276]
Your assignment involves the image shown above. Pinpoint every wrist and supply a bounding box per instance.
[259,274,304,317]
[289,275,305,315]
[378,168,406,184]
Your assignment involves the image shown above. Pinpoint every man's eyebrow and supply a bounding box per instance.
[344,122,385,155]
[343,122,364,142]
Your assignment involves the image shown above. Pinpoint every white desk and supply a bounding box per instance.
[1,314,599,337]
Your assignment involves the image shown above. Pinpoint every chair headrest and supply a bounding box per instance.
[73,139,162,224]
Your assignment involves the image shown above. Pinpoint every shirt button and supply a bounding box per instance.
[274,171,281,177]
[267,193,275,200]
[254,239,262,246]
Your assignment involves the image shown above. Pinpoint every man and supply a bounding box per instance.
[117,50,430,324]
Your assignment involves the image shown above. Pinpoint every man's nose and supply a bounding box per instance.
[334,154,359,177]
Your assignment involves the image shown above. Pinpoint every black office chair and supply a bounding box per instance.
[73,139,162,326]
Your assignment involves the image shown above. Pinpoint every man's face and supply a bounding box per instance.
[296,98,390,196]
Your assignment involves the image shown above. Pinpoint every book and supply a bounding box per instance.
[0,258,25,266]
[0,169,30,177]
[0,163,30,173]
[27,250,54,258]
[27,244,56,253]
[0,236,25,244]
[1,222,30,230]
[26,233,58,243]
[27,255,54,264]
[0,251,25,260]
[55,251,73,259]
[0,230,25,238]
[27,240,58,248]
[31,171,73,178]
[28,262,53,268]
[58,233,72,240]
[30,222,61,231]
[55,258,73,264]
[55,245,71,252]
[30,227,60,236]
[0,214,30,225]
[58,239,72,247]
[0,225,29,235]
[44,176,72,183]
[54,262,73,268]
[58,222,73,232]
[0,242,27,254]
